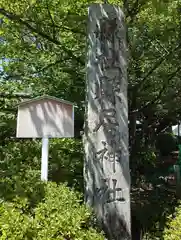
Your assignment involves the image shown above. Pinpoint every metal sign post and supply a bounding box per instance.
[41,137,49,181]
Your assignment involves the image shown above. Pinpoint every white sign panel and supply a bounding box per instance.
[16,96,74,138]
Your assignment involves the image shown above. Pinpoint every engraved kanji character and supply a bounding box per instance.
[96,178,125,204]
[94,78,104,102]
[95,178,110,201]
[95,141,109,170]
[107,179,125,203]
[108,149,122,173]
[94,108,118,132]
[95,76,118,107]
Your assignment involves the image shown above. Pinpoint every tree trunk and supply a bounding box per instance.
[84,4,131,239]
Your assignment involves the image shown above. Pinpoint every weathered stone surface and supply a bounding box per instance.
[84,3,131,240]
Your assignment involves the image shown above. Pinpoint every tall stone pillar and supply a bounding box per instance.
[84,3,131,240]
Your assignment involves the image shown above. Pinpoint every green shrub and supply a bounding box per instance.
[0,182,104,240]
[163,201,181,240]
[0,138,83,202]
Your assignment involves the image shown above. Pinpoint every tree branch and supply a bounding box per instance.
[45,1,56,40]
[0,8,84,65]
[52,24,85,35]
[132,43,181,92]
[125,0,147,23]
[131,66,181,114]
[0,92,32,98]
[36,59,64,73]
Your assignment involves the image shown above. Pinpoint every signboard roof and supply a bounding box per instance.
[17,95,74,107]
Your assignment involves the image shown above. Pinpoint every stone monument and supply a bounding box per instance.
[84,3,131,239]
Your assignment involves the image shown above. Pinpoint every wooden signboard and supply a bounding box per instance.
[16,95,74,138]
[16,95,74,181]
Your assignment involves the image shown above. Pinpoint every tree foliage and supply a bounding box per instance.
[0,0,181,152]
[1,0,181,238]
[0,182,104,240]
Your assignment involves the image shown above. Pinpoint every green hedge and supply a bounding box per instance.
[0,182,104,240]
[163,201,181,240]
